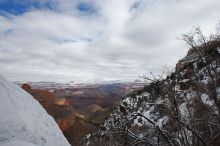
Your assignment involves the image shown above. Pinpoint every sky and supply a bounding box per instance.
[0,0,220,83]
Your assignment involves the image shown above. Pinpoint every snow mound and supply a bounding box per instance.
[0,75,71,146]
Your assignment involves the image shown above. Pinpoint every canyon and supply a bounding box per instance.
[19,81,146,145]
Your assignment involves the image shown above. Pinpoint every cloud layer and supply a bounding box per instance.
[0,0,220,82]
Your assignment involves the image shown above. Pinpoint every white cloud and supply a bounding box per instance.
[0,0,220,82]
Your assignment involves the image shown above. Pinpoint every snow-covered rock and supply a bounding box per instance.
[82,44,220,146]
[0,75,71,146]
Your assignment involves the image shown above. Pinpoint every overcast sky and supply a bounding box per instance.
[0,0,220,83]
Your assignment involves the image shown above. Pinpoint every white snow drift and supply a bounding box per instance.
[0,75,71,146]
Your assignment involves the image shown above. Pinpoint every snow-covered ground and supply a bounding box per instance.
[0,75,71,146]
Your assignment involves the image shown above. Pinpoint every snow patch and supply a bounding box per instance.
[179,102,189,122]
[201,94,214,106]
[156,116,169,128]
[217,47,220,54]
[217,87,220,100]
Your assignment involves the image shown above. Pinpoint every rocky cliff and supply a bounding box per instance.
[83,39,220,146]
